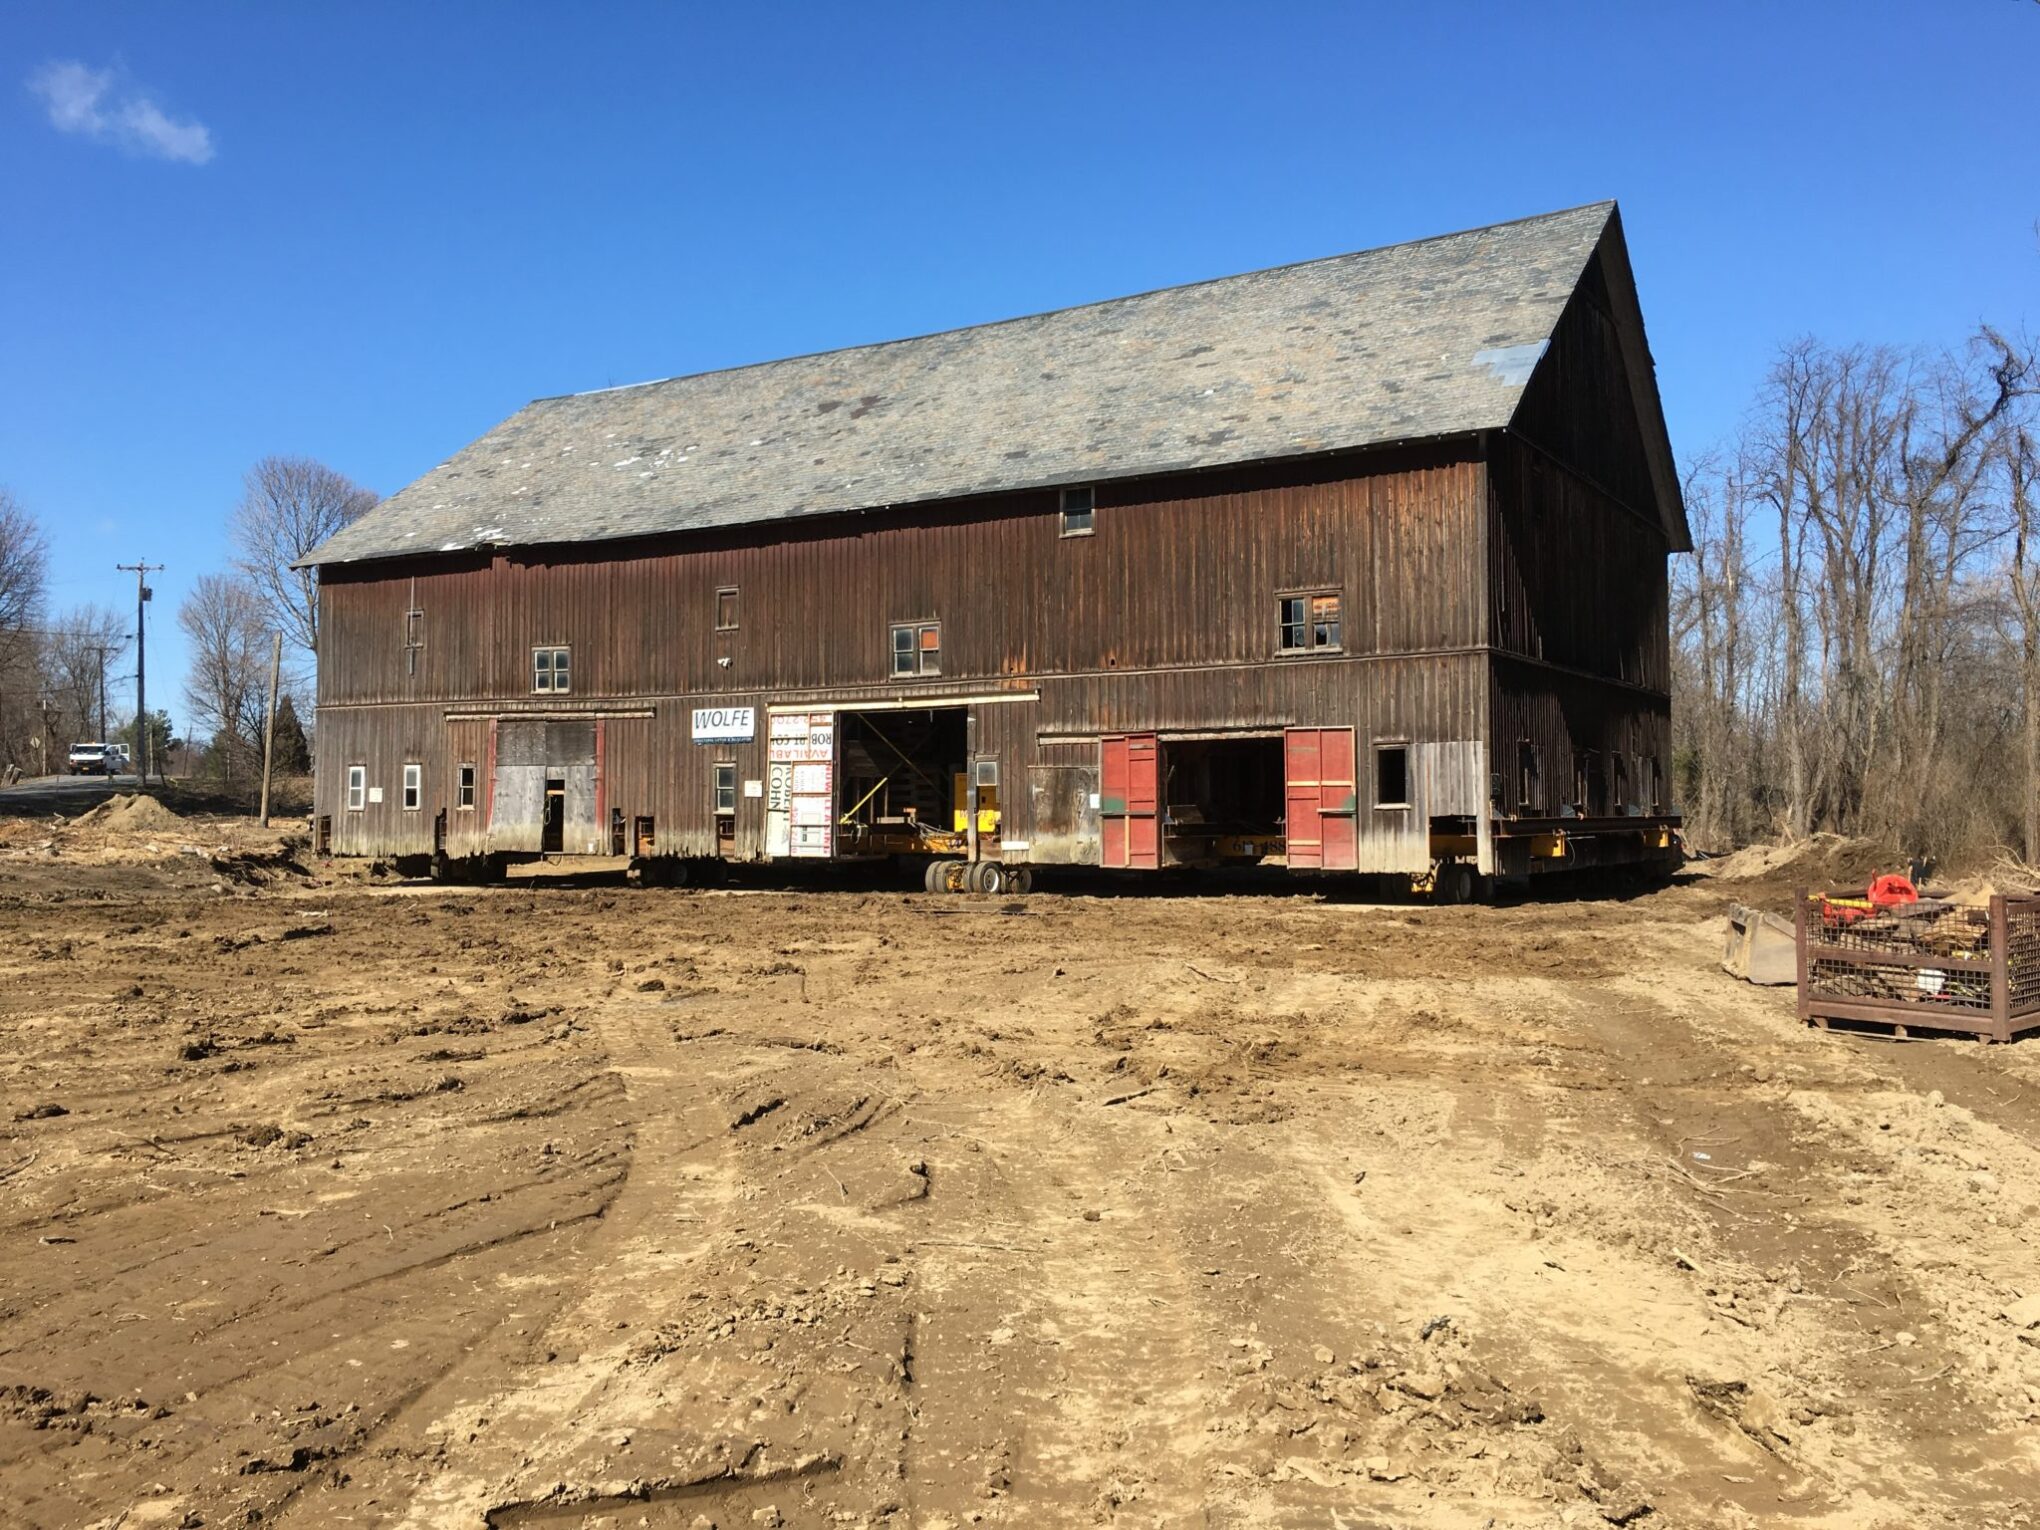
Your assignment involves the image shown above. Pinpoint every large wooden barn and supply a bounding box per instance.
[304,201,1687,896]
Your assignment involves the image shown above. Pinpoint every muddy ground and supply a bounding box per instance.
[3,829,2039,1529]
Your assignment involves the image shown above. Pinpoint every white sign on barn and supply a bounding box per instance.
[691,706,756,743]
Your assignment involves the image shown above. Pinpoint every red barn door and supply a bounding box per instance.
[1285,727,1358,871]
[1100,733,1160,869]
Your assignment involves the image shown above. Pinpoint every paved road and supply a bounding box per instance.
[0,772,145,817]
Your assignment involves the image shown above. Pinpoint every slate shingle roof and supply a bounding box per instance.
[308,202,1633,567]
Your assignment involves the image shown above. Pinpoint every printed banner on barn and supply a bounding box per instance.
[767,712,835,857]
[691,705,756,743]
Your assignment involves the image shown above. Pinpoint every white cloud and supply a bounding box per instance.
[28,58,214,165]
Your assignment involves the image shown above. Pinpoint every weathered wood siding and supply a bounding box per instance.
[315,444,1493,862]
[1488,239,1674,822]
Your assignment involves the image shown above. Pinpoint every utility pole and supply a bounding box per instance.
[258,631,283,827]
[89,645,116,744]
[118,563,163,782]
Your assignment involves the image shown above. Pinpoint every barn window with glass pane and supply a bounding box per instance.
[532,645,571,694]
[1278,592,1341,653]
[1060,486,1095,536]
[891,621,940,677]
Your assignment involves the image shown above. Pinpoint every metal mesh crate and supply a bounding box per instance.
[1796,891,2040,1041]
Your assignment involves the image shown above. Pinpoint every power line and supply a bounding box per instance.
[117,563,164,782]
[0,625,135,642]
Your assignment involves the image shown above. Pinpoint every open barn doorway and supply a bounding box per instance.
[1161,734,1286,865]
[834,708,970,855]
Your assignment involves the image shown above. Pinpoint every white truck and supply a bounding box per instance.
[67,742,111,776]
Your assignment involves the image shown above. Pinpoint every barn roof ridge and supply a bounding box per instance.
[308,200,1670,568]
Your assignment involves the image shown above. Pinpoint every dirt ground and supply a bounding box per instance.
[4,818,2040,1529]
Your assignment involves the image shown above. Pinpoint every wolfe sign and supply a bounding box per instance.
[690,706,756,744]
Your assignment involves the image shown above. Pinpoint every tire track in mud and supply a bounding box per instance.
[285,995,930,1527]
[0,907,638,1527]
[1549,950,2040,1525]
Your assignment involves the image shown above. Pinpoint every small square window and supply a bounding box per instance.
[1060,486,1095,537]
[457,763,477,811]
[532,646,571,694]
[1279,592,1341,653]
[716,587,739,631]
[890,621,940,677]
[1375,744,1410,809]
[346,764,366,812]
[402,763,422,812]
[713,762,737,815]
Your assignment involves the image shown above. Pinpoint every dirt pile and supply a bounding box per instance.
[1701,833,1914,911]
[70,792,184,831]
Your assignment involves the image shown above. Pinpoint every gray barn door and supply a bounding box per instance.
[490,720,597,854]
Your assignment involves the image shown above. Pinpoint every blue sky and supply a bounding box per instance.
[3,2,2035,733]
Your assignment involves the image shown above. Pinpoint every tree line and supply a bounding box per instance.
[1673,324,2040,865]
[0,457,374,792]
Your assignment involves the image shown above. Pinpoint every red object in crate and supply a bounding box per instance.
[1820,872,1918,928]
[1867,873,1918,910]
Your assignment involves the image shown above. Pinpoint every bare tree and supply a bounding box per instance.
[0,489,47,635]
[229,456,376,660]
[0,489,49,773]
[1680,325,2040,862]
[179,573,269,788]
[1672,453,1759,845]
[41,605,130,743]
[2004,424,2040,862]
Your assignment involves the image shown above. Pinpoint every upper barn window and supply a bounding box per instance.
[716,587,739,630]
[1278,592,1341,653]
[891,621,941,677]
[532,646,571,694]
[1060,486,1095,537]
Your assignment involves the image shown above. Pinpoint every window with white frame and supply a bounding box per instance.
[402,763,422,811]
[532,645,571,694]
[457,762,477,811]
[346,764,366,812]
[713,762,737,815]
[890,620,941,677]
[1060,486,1095,536]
